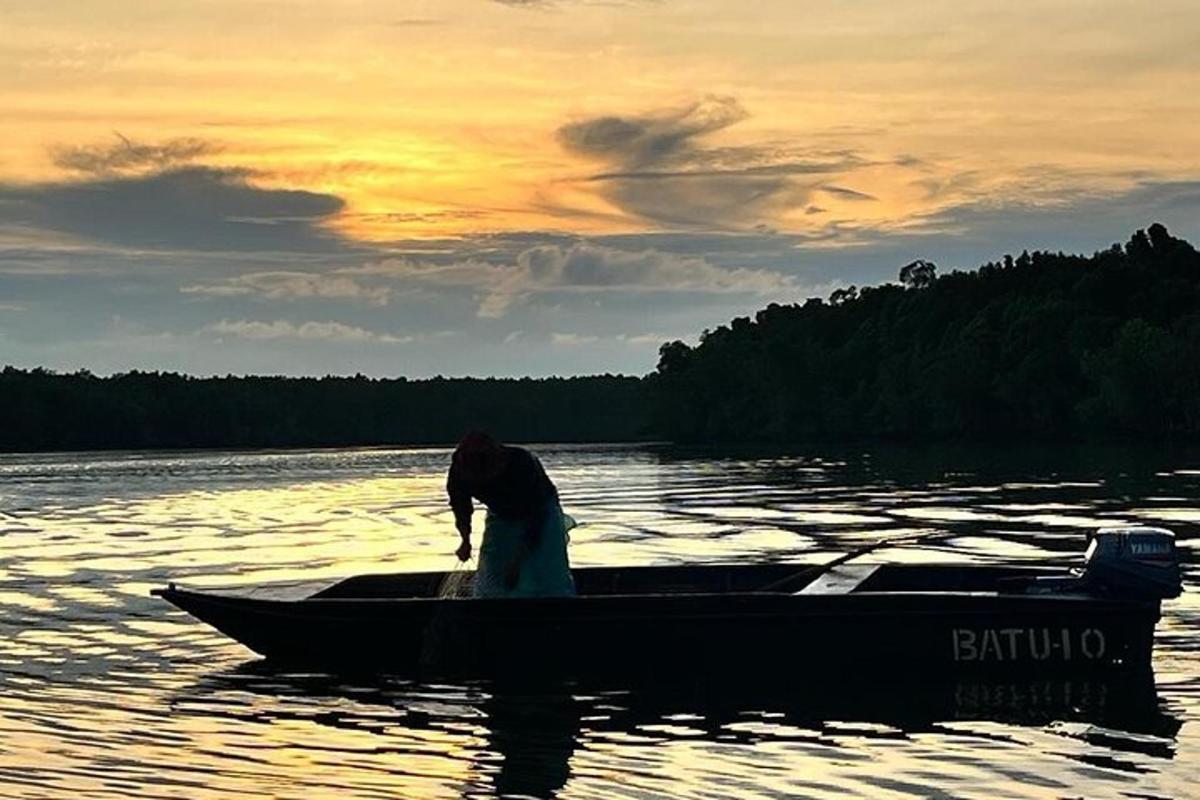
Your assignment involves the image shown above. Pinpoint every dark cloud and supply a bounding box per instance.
[51,133,216,175]
[820,185,877,201]
[559,96,748,167]
[556,97,863,229]
[0,166,347,253]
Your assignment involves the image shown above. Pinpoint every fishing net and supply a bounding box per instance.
[436,564,475,598]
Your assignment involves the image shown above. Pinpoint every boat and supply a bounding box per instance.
[152,525,1182,679]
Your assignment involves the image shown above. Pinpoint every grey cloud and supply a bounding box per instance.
[183,270,390,305]
[51,134,216,175]
[559,96,747,167]
[480,241,793,316]
[167,235,802,319]
[556,97,865,229]
[820,185,877,201]
[0,166,347,253]
[908,180,1200,257]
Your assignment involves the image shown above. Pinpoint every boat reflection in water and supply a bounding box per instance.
[175,662,1181,798]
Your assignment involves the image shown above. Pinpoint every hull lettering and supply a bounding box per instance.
[951,627,1111,663]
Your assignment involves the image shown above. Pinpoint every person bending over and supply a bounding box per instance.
[447,432,575,598]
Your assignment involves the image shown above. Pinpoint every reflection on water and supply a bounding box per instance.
[0,444,1197,798]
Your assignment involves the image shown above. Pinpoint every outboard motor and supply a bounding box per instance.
[1082,526,1182,600]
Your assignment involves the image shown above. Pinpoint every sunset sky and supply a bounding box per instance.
[2,0,1198,376]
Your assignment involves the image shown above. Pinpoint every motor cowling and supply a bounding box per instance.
[1083,526,1182,600]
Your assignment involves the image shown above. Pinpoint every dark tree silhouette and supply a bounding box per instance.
[829,286,859,306]
[899,259,938,289]
[651,225,1200,443]
[0,371,649,452]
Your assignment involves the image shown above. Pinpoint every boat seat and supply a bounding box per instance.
[796,564,880,595]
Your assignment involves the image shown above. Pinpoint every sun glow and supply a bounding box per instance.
[4,1,1197,244]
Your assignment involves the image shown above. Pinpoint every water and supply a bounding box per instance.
[0,444,1197,799]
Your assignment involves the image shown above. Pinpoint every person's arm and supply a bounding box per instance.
[447,462,474,561]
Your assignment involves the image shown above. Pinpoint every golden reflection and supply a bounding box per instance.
[0,446,1196,799]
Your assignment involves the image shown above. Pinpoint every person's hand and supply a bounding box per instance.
[455,540,472,562]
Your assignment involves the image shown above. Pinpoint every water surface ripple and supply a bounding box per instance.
[0,444,1197,799]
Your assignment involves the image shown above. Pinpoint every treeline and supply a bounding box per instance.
[0,371,650,451]
[651,224,1200,442]
[6,224,1199,452]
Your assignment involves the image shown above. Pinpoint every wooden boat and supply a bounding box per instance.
[153,526,1182,679]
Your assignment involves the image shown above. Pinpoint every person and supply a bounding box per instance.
[447,432,576,598]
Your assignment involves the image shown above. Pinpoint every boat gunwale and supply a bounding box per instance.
[153,584,1160,613]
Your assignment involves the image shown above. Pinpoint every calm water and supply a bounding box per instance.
[0,444,1197,799]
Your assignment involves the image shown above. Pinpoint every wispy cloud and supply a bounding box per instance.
[348,240,796,317]
[548,331,671,346]
[479,241,793,317]
[556,96,870,229]
[201,319,412,343]
[820,185,877,202]
[550,332,599,346]
[183,270,390,305]
[51,133,216,176]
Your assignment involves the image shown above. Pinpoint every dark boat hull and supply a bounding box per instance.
[156,564,1160,679]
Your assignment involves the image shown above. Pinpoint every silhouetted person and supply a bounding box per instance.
[447,432,575,597]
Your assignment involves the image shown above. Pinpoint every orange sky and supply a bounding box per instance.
[5,0,1198,241]
[1,0,1199,376]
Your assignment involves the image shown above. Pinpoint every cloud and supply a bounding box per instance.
[559,95,748,167]
[514,241,788,291]
[183,270,390,305]
[901,179,1200,255]
[617,332,674,345]
[201,319,412,343]
[550,332,600,346]
[51,133,216,175]
[549,331,670,346]
[820,185,876,201]
[351,240,796,317]
[556,97,865,229]
[0,165,347,252]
